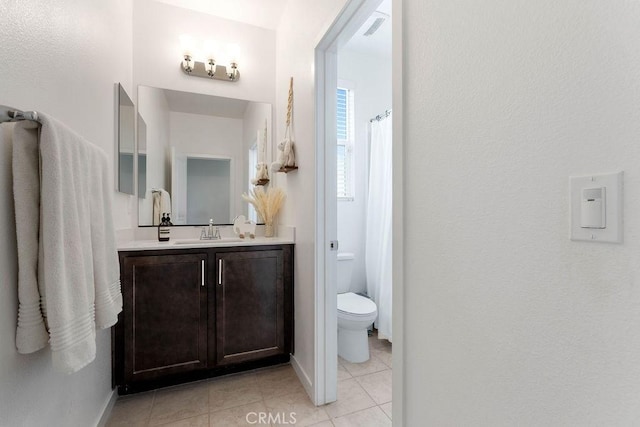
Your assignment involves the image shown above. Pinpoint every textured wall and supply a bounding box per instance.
[275,0,350,393]
[0,1,133,426]
[404,0,640,424]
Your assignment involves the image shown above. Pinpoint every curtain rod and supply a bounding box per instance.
[369,109,391,123]
[0,105,40,124]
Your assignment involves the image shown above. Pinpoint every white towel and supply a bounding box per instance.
[12,114,122,374]
[12,121,49,353]
[152,188,171,225]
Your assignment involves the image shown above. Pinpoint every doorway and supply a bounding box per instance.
[314,0,403,423]
[170,148,234,225]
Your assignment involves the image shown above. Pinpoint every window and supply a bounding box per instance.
[337,86,354,200]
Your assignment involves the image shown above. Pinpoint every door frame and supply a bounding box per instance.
[183,154,235,222]
[313,0,404,424]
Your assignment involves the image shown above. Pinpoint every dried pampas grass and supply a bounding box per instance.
[242,186,286,225]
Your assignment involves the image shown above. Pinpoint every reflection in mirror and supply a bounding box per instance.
[187,156,231,224]
[248,138,259,223]
[137,86,272,226]
[137,113,147,199]
[117,83,135,195]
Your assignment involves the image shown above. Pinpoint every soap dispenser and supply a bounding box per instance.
[158,213,171,242]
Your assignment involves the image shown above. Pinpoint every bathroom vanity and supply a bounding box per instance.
[112,239,294,394]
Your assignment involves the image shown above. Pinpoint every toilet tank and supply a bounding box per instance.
[337,252,355,293]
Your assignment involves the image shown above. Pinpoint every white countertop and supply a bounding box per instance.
[118,236,295,251]
[117,225,296,251]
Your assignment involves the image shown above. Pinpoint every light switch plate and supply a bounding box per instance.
[570,171,623,243]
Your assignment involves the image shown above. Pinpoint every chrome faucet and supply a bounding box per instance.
[200,218,221,240]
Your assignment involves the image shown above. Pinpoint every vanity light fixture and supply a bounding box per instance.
[179,36,241,82]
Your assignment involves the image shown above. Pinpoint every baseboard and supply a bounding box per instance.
[95,389,118,427]
[290,354,315,404]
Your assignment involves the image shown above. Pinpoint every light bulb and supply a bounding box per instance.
[203,40,219,61]
[226,43,240,65]
[203,39,218,76]
[179,34,194,57]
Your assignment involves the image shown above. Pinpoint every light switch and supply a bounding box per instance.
[580,187,605,229]
[570,172,623,243]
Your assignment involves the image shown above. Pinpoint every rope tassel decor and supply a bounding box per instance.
[251,119,270,186]
[272,77,298,173]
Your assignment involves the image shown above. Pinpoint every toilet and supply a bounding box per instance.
[337,253,378,363]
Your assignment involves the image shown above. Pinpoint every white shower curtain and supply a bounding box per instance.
[365,113,392,342]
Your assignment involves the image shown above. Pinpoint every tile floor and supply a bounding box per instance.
[107,332,392,427]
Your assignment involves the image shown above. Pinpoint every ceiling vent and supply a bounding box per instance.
[363,11,389,36]
[363,17,385,36]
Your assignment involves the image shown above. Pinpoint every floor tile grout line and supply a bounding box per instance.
[352,368,392,407]
[326,378,378,421]
[344,364,389,378]
[380,403,392,421]
[329,400,379,421]
[370,350,393,369]
[346,379,379,418]
[145,390,156,426]
[332,405,391,425]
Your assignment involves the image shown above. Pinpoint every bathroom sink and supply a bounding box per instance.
[173,238,244,245]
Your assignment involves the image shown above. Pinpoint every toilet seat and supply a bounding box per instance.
[337,292,377,316]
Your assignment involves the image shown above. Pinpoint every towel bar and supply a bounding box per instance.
[0,105,40,124]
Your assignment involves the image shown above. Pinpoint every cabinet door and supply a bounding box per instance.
[215,250,285,365]
[122,253,208,382]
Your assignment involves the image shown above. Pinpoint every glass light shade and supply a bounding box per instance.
[226,43,240,65]
[203,40,219,61]
[179,34,195,57]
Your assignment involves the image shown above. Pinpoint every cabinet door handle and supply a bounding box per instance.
[201,260,205,287]
[218,259,223,285]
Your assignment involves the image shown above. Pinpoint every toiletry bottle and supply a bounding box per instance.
[158,213,170,242]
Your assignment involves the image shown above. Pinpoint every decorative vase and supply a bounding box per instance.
[264,223,275,237]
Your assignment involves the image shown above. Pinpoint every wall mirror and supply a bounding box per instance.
[137,85,272,226]
[116,83,135,195]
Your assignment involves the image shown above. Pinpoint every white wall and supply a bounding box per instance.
[275,0,349,393]
[138,85,171,225]
[337,49,392,294]
[404,0,640,425]
[0,1,133,426]
[133,0,276,106]
[169,112,243,221]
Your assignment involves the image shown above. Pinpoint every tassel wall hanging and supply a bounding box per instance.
[272,77,298,173]
[252,119,270,186]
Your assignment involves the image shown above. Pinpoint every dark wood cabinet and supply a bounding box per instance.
[215,250,286,365]
[114,245,293,393]
[121,252,209,383]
